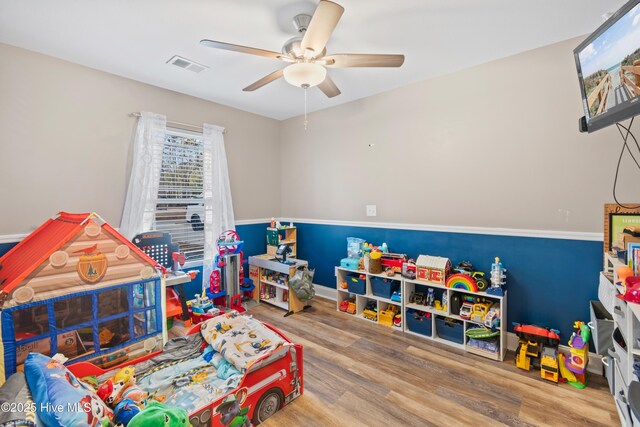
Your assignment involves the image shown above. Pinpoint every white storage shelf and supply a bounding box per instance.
[335,267,507,361]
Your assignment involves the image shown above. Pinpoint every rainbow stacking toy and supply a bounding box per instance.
[446,273,479,292]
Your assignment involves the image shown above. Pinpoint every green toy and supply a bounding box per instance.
[127,401,189,427]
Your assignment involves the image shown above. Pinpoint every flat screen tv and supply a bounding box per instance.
[574,0,640,132]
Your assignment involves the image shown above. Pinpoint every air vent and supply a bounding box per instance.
[166,55,209,73]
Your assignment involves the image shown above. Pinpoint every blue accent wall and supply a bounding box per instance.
[293,222,602,338]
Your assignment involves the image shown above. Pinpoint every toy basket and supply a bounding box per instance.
[370,277,400,299]
[589,300,614,355]
[406,309,432,336]
[346,274,366,295]
[435,316,464,344]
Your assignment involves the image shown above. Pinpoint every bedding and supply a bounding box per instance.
[200,312,285,372]
[0,372,42,426]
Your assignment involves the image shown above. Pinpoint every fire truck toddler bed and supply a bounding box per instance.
[0,312,303,427]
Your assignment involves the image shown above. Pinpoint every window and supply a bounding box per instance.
[155,128,205,262]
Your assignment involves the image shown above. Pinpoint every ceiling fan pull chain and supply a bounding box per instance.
[304,85,309,130]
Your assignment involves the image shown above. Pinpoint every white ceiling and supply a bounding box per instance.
[0,0,627,120]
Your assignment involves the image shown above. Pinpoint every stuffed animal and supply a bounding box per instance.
[97,378,122,407]
[127,401,189,427]
[113,398,141,427]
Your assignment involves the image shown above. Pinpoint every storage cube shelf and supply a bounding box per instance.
[335,266,507,361]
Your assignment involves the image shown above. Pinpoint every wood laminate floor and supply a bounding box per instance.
[251,297,618,427]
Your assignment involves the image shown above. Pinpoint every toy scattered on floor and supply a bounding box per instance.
[487,257,506,296]
[452,261,490,291]
[561,321,590,388]
[416,255,451,284]
[513,323,560,383]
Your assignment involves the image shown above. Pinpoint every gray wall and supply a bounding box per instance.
[0,43,281,235]
[280,36,638,233]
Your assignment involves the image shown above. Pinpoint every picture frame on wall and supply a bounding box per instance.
[604,203,640,253]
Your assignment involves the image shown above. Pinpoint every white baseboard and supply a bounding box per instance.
[314,284,337,301]
[313,285,603,375]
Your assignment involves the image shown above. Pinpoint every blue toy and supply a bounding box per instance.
[391,291,402,302]
[114,398,141,426]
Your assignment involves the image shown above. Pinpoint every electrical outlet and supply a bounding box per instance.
[366,205,377,217]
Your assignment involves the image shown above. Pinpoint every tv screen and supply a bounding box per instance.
[574,0,640,132]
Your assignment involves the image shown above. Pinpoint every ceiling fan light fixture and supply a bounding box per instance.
[283,62,327,88]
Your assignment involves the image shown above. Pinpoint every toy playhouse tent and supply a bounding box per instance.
[0,212,163,383]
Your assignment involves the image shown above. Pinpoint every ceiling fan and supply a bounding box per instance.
[200,0,405,98]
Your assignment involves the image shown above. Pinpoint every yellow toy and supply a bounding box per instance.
[515,340,538,371]
[114,366,135,389]
[362,309,377,321]
[470,301,493,323]
[540,346,559,383]
[379,305,399,327]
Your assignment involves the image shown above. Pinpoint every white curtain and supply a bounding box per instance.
[120,112,167,240]
[202,123,235,292]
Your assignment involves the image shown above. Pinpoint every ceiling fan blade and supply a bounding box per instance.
[200,39,284,60]
[301,1,344,58]
[243,69,284,92]
[317,75,341,98]
[324,53,405,68]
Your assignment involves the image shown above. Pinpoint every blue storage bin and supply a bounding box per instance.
[370,277,400,299]
[436,316,464,344]
[346,274,365,295]
[406,309,432,336]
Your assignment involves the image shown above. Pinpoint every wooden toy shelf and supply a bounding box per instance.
[248,255,309,315]
[266,226,297,258]
[335,266,507,361]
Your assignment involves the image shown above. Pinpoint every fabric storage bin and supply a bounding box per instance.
[406,309,432,336]
[613,326,630,387]
[589,300,614,355]
[604,348,615,395]
[346,274,365,295]
[629,381,640,425]
[613,299,628,341]
[436,316,464,344]
[614,361,633,427]
[598,272,615,315]
[370,277,400,299]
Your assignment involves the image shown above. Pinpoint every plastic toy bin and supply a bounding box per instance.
[435,316,464,344]
[346,274,366,295]
[370,277,400,299]
[406,309,432,336]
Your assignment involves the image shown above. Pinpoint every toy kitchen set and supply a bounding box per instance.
[248,221,313,316]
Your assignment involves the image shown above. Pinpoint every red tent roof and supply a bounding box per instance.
[0,212,159,296]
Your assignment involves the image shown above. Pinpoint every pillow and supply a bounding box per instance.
[200,312,284,372]
[0,372,42,426]
[24,353,113,427]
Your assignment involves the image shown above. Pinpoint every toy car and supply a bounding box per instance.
[410,291,426,305]
[484,306,500,328]
[470,301,493,323]
[459,302,474,319]
[452,261,490,291]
